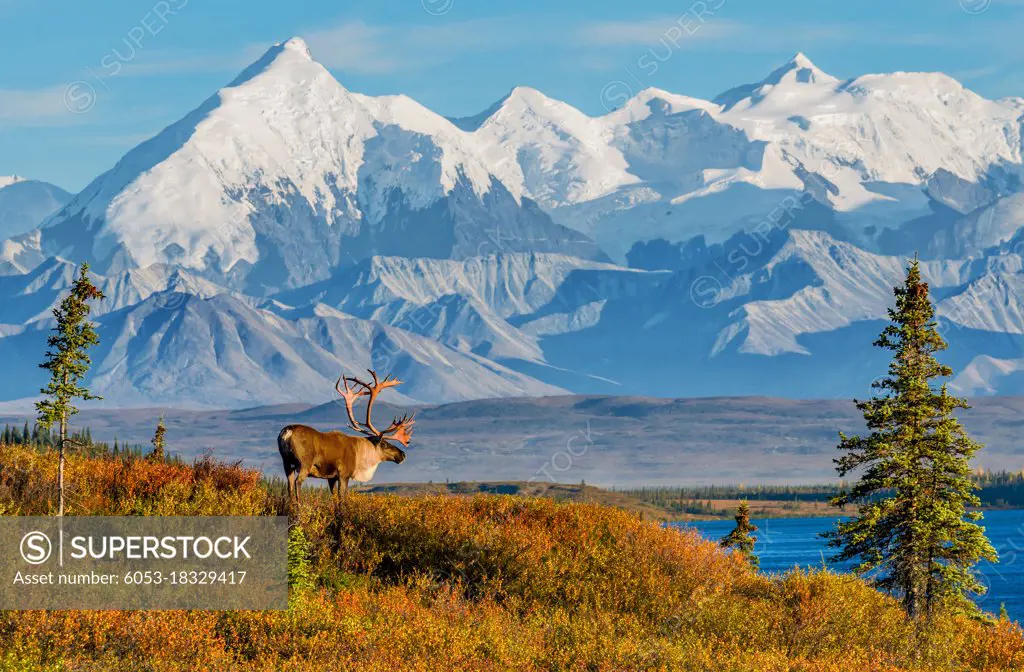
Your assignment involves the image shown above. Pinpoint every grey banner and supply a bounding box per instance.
[0,516,288,610]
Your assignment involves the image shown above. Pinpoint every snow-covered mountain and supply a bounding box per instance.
[38,39,603,295]
[0,177,70,241]
[467,52,1024,262]
[3,42,1024,407]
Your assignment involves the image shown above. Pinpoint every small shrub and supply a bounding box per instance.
[287,523,314,596]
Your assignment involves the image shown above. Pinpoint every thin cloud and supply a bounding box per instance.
[114,50,257,77]
[573,17,948,53]
[302,18,545,75]
[95,18,549,79]
[22,13,1021,87]
[575,17,744,47]
[301,21,404,75]
[0,85,88,127]
[951,65,1002,81]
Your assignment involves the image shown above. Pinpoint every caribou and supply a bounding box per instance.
[277,370,415,501]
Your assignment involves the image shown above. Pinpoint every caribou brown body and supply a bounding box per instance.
[278,370,415,500]
[277,425,405,498]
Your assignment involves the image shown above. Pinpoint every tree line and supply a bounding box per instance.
[624,471,1024,509]
[0,422,151,459]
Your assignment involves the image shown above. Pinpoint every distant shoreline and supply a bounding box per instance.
[352,480,1024,523]
[676,504,1023,523]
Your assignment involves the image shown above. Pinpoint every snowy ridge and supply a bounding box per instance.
[711,231,970,356]
[953,356,1024,396]
[0,230,44,277]
[0,178,71,241]
[281,252,659,318]
[72,291,564,408]
[272,252,668,363]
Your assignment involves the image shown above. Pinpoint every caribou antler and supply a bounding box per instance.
[381,413,416,447]
[335,376,368,434]
[336,369,415,445]
[345,369,401,435]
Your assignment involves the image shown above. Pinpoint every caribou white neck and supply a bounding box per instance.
[351,443,386,483]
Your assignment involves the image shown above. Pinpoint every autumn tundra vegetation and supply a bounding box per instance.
[0,260,1020,670]
[0,442,1022,671]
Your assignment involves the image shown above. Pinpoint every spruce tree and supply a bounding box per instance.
[150,416,167,461]
[825,259,997,619]
[35,263,105,517]
[720,500,759,568]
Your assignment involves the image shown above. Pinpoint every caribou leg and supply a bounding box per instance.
[294,469,308,498]
[286,469,297,502]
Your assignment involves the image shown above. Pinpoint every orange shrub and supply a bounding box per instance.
[0,444,273,516]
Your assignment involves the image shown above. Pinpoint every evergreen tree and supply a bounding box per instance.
[720,500,759,568]
[149,416,167,462]
[22,421,29,446]
[1,424,9,445]
[287,523,314,596]
[35,263,105,517]
[825,259,997,619]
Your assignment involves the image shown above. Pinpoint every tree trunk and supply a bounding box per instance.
[58,411,66,517]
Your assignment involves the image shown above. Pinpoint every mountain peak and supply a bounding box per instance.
[449,86,557,131]
[504,85,548,101]
[279,37,312,60]
[498,86,571,116]
[0,176,25,190]
[713,52,837,110]
[788,52,815,69]
[227,36,319,88]
[605,87,719,120]
[762,52,836,86]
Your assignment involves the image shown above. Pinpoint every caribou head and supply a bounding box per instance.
[335,370,415,463]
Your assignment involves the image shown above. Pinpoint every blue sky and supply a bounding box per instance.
[1,0,1022,192]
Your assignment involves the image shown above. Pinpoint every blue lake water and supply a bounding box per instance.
[682,509,1024,620]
